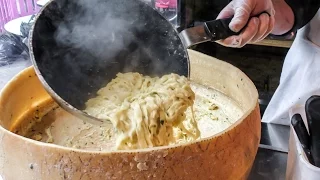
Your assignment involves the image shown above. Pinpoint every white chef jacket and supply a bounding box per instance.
[262,9,320,125]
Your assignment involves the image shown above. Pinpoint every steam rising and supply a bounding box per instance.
[33,0,189,110]
[54,0,138,62]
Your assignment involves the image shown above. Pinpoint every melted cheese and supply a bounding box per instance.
[14,81,243,151]
[84,73,200,150]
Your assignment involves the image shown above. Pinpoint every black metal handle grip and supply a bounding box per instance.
[204,17,238,40]
[203,12,269,41]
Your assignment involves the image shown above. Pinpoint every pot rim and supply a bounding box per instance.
[28,0,191,126]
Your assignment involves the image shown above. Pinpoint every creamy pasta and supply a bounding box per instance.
[84,73,200,150]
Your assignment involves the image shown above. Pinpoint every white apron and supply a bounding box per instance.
[262,9,320,125]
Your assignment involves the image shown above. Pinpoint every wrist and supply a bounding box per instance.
[270,0,295,35]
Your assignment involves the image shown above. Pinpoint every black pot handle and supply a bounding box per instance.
[203,12,269,41]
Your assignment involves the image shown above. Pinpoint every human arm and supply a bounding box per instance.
[271,0,294,35]
[216,0,320,47]
[279,0,320,36]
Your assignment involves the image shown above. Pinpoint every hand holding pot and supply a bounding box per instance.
[216,0,275,47]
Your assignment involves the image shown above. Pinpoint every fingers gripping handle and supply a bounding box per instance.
[203,12,269,41]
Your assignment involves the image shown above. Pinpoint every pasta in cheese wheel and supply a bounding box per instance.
[84,73,200,150]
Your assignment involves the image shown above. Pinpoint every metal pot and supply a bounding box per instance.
[29,0,248,124]
[29,0,189,124]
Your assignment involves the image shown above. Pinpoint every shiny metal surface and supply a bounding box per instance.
[248,122,290,179]
[248,148,287,180]
[179,25,211,48]
[260,122,290,152]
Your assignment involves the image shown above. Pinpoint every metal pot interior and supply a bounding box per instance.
[30,0,189,111]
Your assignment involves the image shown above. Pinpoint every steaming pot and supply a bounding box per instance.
[30,0,190,125]
[30,0,250,124]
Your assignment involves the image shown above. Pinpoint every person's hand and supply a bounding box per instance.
[216,0,275,48]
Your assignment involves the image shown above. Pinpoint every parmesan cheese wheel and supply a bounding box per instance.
[0,50,260,180]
